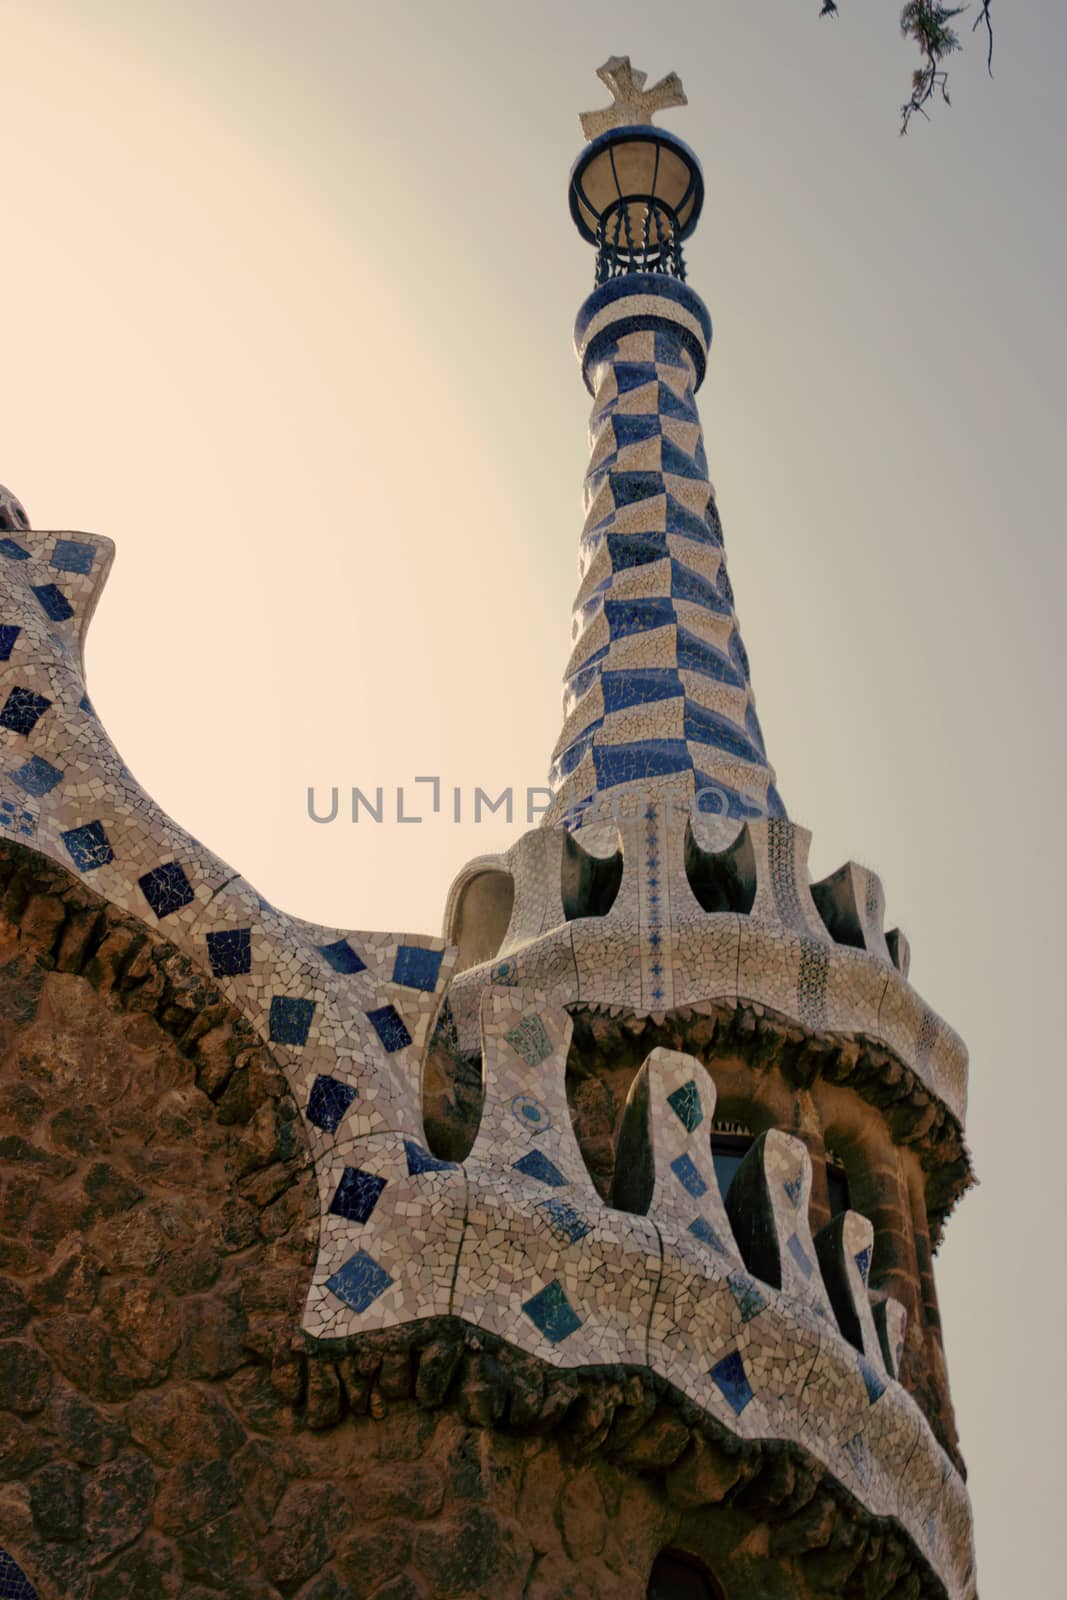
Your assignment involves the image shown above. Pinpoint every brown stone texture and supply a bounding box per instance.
[0,844,950,1599]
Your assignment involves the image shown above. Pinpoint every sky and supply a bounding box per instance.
[2,0,1064,1589]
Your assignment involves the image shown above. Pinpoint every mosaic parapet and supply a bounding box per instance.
[444,809,969,1129]
[307,996,973,1600]
[0,526,456,1322]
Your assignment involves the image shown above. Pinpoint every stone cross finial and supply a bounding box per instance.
[579,55,687,141]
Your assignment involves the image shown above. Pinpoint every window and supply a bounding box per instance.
[710,1127,752,1203]
[826,1152,851,1218]
[647,1549,721,1599]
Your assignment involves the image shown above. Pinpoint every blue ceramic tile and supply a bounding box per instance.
[783,1176,803,1208]
[138,861,195,918]
[666,1078,703,1133]
[786,1232,813,1278]
[12,755,62,797]
[854,1246,871,1285]
[537,1198,591,1246]
[0,1548,39,1599]
[593,740,691,790]
[513,1149,567,1188]
[0,539,29,561]
[0,625,19,661]
[318,938,366,974]
[511,1094,551,1133]
[306,1075,356,1132]
[60,820,113,871]
[326,1249,393,1314]
[31,584,73,622]
[403,1139,458,1175]
[709,1349,754,1415]
[269,995,315,1046]
[859,1356,886,1405]
[505,1014,553,1066]
[844,1432,870,1481]
[602,668,681,713]
[609,470,663,507]
[726,1270,767,1323]
[0,687,51,736]
[366,1004,411,1053]
[522,1280,582,1344]
[391,944,442,991]
[329,1167,387,1224]
[689,1216,727,1253]
[51,538,95,575]
[205,928,252,978]
[670,1152,707,1198]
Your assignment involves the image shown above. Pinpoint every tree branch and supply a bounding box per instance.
[816,2,995,129]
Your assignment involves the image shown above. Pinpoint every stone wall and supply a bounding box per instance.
[0,845,953,1599]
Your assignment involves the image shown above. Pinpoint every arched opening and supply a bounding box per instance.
[684,820,756,915]
[446,865,515,972]
[648,1548,722,1599]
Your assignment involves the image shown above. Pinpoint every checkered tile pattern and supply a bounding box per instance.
[547,313,785,829]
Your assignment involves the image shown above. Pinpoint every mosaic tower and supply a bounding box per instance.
[0,57,974,1600]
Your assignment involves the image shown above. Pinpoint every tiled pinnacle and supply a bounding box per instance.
[545,277,785,830]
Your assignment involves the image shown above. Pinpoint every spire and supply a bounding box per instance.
[544,64,784,830]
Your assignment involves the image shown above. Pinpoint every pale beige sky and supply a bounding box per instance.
[2,1,1064,1588]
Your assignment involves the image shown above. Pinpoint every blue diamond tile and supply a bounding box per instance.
[318,938,366,974]
[786,1232,813,1278]
[31,583,73,622]
[60,820,113,871]
[326,1249,394,1314]
[670,1152,707,1198]
[666,1078,703,1133]
[688,1216,727,1253]
[710,1350,754,1415]
[138,860,195,918]
[51,538,96,574]
[783,1176,803,1208]
[329,1167,387,1224]
[0,687,51,736]
[403,1138,458,1175]
[537,1198,592,1246]
[522,1280,582,1345]
[854,1246,871,1285]
[859,1356,886,1405]
[513,1149,567,1188]
[726,1270,767,1323]
[12,755,63,797]
[366,1004,412,1053]
[0,538,29,561]
[0,625,20,661]
[843,1431,870,1480]
[391,944,443,991]
[0,1548,39,1598]
[269,995,315,1046]
[306,1075,356,1132]
[205,928,252,977]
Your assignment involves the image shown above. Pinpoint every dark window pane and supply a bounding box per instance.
[710,1133,752,1203]
[827,1165,851,1217]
